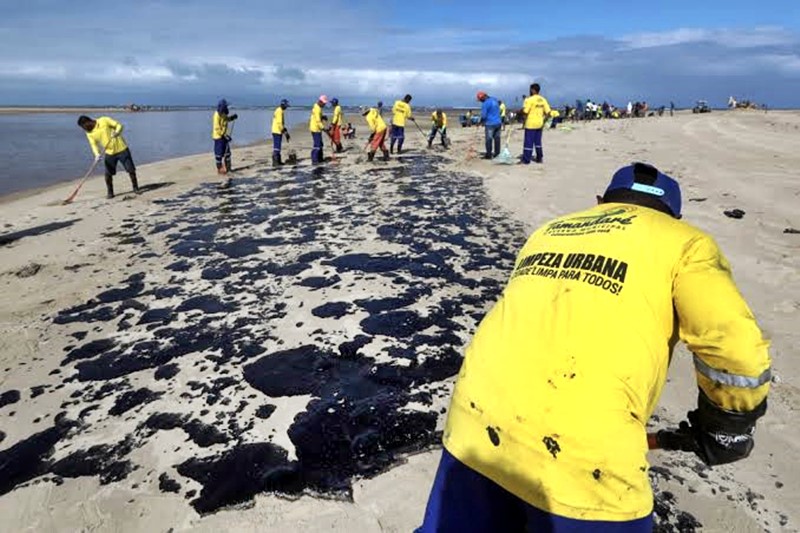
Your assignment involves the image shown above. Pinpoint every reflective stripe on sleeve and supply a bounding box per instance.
[694,355,771,389]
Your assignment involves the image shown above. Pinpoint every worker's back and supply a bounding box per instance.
[443,201,767,521]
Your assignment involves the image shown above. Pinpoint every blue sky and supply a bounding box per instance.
[1,0,798,107]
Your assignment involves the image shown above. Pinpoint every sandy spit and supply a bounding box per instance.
[0,109,798,532]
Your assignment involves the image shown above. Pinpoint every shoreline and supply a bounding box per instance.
[0,130,305,205]
[0,141,266,205]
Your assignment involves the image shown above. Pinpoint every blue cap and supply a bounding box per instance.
[280,99,289,107]
[377,100,383,108]
[331,97,339,105]
[605,163,682,217]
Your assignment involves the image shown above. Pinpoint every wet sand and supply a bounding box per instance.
[0,110,798,532]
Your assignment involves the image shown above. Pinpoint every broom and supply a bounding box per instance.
[494,126,516,165]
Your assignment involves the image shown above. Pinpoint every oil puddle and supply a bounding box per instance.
[1,155,523,513]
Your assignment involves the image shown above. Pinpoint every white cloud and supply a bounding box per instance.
[0,64,68,79]
[621,26,797,50]
[1,2,799,107]
[622,28,710,49]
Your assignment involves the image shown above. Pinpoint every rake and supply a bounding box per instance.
[61,138,115,205]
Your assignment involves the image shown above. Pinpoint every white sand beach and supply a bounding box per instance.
[0,110,798,532]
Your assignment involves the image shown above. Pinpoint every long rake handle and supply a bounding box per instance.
[62,138,115,205]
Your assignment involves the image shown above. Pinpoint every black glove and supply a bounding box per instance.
[677,391,766,466]
[655,422,698,453]
[229,113,238,121]
[368,132,374,142]
[224,135,232,142]
[284,130,291,142]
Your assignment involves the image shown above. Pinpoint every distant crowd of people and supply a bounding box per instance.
[558,99,676,121]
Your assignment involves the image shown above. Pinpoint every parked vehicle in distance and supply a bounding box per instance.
[692,100,711,113]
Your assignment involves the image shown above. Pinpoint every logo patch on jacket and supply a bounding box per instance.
[545,207,637,237]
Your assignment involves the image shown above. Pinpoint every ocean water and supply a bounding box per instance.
[0,108,308,197]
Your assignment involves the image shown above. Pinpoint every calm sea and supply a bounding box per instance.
[0,108,308,197]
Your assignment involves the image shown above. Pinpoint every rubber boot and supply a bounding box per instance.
[367,151,375,162]
[104,175,114,199]
[382,150,390,162]
[535,147,544,163]
[129,173,140,194]
[272,154,282,167]
[336,143,343,153]
[427,139,433,149]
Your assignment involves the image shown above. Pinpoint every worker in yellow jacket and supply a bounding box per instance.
[390,94,414,154]
[427,109,448,149]
[77,115,139,199]
[499,100,507,129]
[521,83,553,164]
[330,98,344,153]
[418,163,770,532]
[309,94,328,164]
[362,104,389,162]
[272,99,290,167]
[211,99,238,175]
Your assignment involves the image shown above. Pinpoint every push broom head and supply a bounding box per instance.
[494,145,514,164]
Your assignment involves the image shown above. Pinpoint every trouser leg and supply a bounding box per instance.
[104,174,114,198]
[332,125,343,152]
[118,149,139,192]
[379,131,389,160]
[103,154,117,197]
[492,125,501,156]
[416,449,525,533]
[311,132,323,163]
[533,129,543,162]
[214,139,227,173]
[484,126,493,158]
[522,129,534,164]
[272,133,283,166]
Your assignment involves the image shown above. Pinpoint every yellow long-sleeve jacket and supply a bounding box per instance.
[85,116,128,156]
[431,111,447,128]
[272,107,285,135]
[500,101,507,118]
[523,94,552,129]
[212,111,231,140]
[309,102,324,133]
[366,108,387,133]
[392,100,412,127]
[332,104,343,126]
[443,203,770,522]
